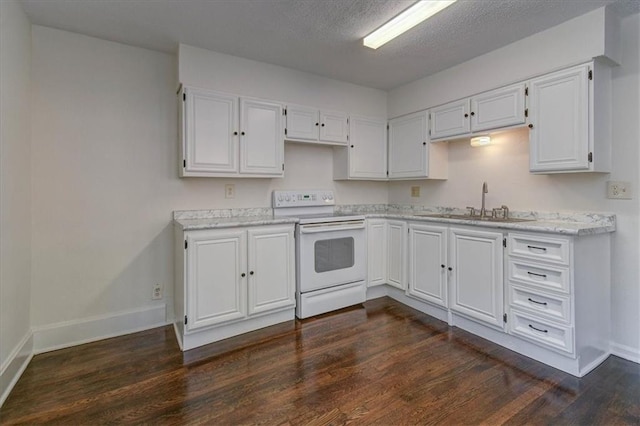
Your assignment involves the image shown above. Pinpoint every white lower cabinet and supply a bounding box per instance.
[366,219,406,289]
[407,223,448,308]
[175,224,295,350]
[505,231,611,375]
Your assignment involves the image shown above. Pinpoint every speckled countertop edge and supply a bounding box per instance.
[174,205,615,236]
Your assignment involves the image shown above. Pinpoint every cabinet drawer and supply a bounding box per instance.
[509,259,570,294]
[509,310,574,355]
[508,233,570,265]
[509,284,571,324]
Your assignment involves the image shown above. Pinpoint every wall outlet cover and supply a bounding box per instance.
[152,284,162,300]
[411,186,420,198]
[225,184,235,199]
[607,181,632,199]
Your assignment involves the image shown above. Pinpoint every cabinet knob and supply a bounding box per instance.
[350,145,354,148]
[233,131,238,136]
[315,122,319,126]
[470,111,475,116]
[241,273,246,278]
[321,123,325,127]
[441,264,445,269]
[448,267,453,271]
[241,131,246,135]
[423,142,427,146]
[528,124,534,129]
[249,271,254,275]
[464,113,469,118]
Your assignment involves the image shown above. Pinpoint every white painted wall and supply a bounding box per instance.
[29,28,388,347]
[0,0,33,404]
[387,11,640,358]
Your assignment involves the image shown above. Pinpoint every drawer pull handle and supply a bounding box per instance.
[528,298,548,306]
[528,324,548,333]
[527,271,547,279]
[527,245,547,252]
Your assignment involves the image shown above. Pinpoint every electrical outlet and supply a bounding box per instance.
[225,184,235,199]
[607,181,632,199]
[411,186,420,198]
[152,283,162,300]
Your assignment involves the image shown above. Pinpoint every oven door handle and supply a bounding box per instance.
[299,221,365,234]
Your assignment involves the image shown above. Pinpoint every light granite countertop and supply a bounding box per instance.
[174,205,615,236]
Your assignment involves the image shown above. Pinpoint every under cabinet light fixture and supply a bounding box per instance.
[363,0,457,49]
[470,136,491,147]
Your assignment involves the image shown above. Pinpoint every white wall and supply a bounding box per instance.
[29,28,388,350]
[0,0,33,404]
[387,11,640,359]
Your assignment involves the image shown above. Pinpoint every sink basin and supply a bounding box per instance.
[416,213,534,223]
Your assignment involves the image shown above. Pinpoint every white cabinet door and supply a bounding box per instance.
[182,87,238,175]
[320,111,349,144]
[430,99,470,140]
[408,224,448,308]
[349,115,387,179]
[449,227,504,329]
[367,219,388,287]
[528,64,590,172]
[388,111,428,179]
[387,220,407,290]
[471,83,526,132]
[186,229,247,331]
[247,226,295,315]
[240,98,284,175]
[286,104,319,142]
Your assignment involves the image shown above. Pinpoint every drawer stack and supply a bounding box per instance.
[506,232,575,355]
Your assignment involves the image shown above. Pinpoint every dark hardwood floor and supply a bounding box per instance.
[2,297,639,425]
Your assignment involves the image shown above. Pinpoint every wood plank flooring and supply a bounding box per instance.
[2,297,639,425]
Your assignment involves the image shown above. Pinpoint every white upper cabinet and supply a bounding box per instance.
[528,62,610,173]
[471,83,526,132]
[388,111,447,180]
[430,83,526,141]
[182,87,238,174]
[333,115,387,180]
[320,111,349,144]
[239,98,284,175]
[180,86,284,178]
[430,99,471,140]
[285,104,348,145]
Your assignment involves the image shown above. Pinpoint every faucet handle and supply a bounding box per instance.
[466,206,477,216]
[501,205,510,219]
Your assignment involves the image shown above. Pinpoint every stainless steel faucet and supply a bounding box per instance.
[480,182,488,218]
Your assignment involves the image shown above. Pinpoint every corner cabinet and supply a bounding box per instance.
[179,86,284,178]
[388,111,448,180]
[334,115,387,180]
[366,219,407,290]
[528,61,611,173]
[174,224,295,351]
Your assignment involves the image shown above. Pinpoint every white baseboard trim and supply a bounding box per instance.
[33,304,169,354]
[611,342,640,364]
[0,331,34,408]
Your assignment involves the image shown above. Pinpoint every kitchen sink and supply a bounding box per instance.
[416,213,534,223]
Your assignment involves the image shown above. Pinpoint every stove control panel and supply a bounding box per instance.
[272,190,335,208]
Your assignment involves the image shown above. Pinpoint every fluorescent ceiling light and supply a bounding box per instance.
[363,0,457,49]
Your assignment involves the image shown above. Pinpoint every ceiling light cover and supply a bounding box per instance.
[363,0,458,49]
[470,136,491,147]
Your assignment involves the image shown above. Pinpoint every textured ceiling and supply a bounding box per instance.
[20,0,640,90]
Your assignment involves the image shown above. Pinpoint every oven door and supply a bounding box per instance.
[297,220,366,293]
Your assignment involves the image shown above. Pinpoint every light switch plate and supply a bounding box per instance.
[607,181,631,199]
